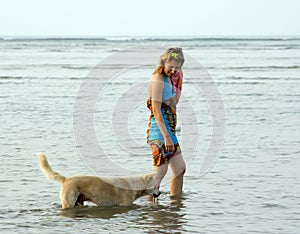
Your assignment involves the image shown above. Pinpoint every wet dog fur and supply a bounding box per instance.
[36,153,159,209]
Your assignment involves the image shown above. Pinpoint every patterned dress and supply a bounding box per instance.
[147,76,181,166]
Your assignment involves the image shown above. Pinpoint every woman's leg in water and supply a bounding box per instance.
[169,153,186,196]
[153,162,169,189]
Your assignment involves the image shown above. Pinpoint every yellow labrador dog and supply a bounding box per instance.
[37,153,160,209]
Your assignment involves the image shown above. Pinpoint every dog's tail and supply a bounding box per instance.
[36,153,66,184]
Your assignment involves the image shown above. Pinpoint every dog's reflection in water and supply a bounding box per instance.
[60,196,184,220]
[60,203,140,219]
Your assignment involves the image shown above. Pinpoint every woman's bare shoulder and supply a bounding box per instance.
[150,73,164,81]
[148,73,164,96]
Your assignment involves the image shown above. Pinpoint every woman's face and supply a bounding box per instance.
[163,60,182,77]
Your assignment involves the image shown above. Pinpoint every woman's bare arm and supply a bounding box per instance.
[149,74,175,152]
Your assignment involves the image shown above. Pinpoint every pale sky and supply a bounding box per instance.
[1,0,299,37]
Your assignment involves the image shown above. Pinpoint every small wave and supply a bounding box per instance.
[262,203,288,209]
[62,65,91,70]
[224,65,300,70]
[47,49,65,52]
[208,211,225,216]
[226,76,300,81]
[0,75,83,80]
[18,208,45,214]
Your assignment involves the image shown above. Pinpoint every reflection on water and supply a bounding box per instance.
[133,196,187,233]
[61,204,140,219]
[59,195,187,233]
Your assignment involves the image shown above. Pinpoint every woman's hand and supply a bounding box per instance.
[164,135,175,153]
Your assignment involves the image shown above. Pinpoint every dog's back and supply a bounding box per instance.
[36,153,66,183]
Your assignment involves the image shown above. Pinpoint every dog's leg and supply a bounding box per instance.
[60,189,78,209]
[61,199,74,209]
[75,194,85,206]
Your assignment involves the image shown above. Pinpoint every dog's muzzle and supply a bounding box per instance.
[152,186,161,198]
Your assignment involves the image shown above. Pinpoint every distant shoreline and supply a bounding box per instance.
[1,35,300,41]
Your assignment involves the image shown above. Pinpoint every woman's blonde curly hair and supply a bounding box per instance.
[153,47,185,75]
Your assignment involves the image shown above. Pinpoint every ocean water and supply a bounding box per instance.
[0,37,299,233]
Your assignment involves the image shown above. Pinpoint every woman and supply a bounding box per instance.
[147,47,186,197]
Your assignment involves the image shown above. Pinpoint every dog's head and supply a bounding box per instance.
[152,186,161,198]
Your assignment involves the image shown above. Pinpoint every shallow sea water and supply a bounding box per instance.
[0,37,299,233]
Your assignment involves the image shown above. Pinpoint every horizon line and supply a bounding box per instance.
[1,34,300,41]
